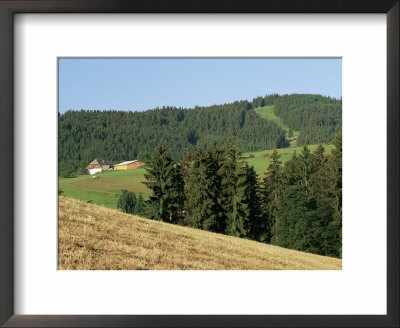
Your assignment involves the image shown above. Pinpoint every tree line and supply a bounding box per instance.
[120,132,342,258]
[58,94,341,177]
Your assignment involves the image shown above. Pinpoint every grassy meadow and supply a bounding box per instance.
[59,166,150,209]
[59,144,334,209]
[242,143,334,174]
[254,105,300,147]
[58,196,342,270]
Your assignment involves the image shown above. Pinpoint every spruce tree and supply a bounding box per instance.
[276,184,318,253]
[283,150,301,186]
[144,139,179,222]
[203,141,225,232]
[329,132,342,208]
[220,139,248,237]
[298,145,314,192]
[262,148,283,243]
[183,149,208,228]
[243,163,263,240]
[169,163,185,224]
[309,144,328,197]
[313,144,327,171]
[183,145,223,232]
[327,132,342,257]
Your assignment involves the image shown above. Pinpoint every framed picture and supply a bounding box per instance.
[0,0,398,327]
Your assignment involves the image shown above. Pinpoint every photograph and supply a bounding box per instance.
[58,58,342,270]
[1,0,397,325]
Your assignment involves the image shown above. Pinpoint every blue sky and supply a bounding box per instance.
[58,58,341,113]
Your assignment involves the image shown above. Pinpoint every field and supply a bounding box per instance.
[59,166,150,209]
[254,105,300,147]
[241,143,334,174]
[58,196,342,270]
[59,144,335,209]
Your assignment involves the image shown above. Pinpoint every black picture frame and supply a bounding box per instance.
[0,1,398,327]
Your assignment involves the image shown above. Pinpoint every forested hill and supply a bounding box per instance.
[273,94,342,145]
[58,94,341,176]
[59,99,286,175]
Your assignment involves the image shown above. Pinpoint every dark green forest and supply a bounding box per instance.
[58,94,341,177]
[120,133,342,258]
[273,94,342,145]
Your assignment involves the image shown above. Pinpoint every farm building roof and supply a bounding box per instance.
[87,158,114,168]
[114,160,139,166]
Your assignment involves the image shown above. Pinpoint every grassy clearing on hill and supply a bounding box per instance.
[254,105,287,129]
[58,196,342,270]
[254,105,300,147]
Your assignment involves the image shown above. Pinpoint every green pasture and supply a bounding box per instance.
[58,166,150,209]
[254,105,300,147]
[242,144,334,173]
[254,105,287,129]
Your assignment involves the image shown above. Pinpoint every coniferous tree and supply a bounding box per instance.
[262,148,283,243]
[326,132,342,257]
[276,184,318,253]
[144,139,179,222]
[309,144,328,197]
[329,132,342,223]
[220,139,248,237]
[203,141,225,232]
[180,150,193,224]
[183,145,223,231]
[283,150,301,186]
[169,163,185,224]
[242,163,263,240]
[298,145,314,192]
[180,150,192,193]
[313,144,327,171]
[183,149,209,229]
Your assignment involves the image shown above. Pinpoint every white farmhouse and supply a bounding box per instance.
[86,158,114,175]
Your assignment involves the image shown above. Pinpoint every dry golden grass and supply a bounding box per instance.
[58,196,342,270]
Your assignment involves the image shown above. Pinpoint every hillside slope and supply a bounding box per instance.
[254,105,300,147]
[58,100,286,176]
[58,196,342,270]
[273,94,341,145]
[58,94,341,177]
